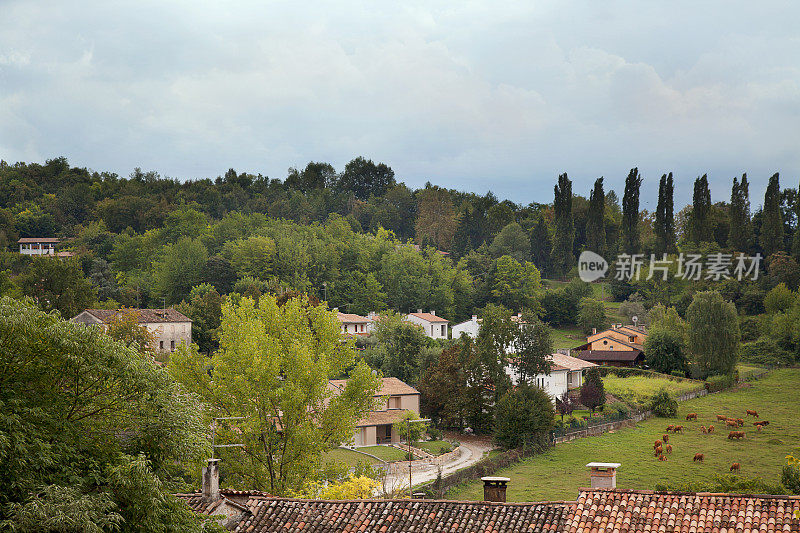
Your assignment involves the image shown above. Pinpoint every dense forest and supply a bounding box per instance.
[2,156,800,353]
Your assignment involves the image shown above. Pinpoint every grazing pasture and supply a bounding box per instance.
[602,374,702,407]
[447,369,800,502]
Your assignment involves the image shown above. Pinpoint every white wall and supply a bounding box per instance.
[451,317,480,339]
[405,315,448,339]
[505,365,569,401]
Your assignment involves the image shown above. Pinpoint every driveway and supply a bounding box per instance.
[380,433,495,496]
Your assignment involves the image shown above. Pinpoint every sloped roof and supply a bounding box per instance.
[18,237,60,243]
[355,408,415,428]
[591,335,644,351]
[81,308,191,324]
[231,497,570,532]
[336,312,372,324]
[574,349,643,362]
[329,377,419,397]
[568,489,800,532]
[549,352,597,372]
[407,312,449,323]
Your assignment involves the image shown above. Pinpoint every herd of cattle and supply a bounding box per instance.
[651,408,767,472]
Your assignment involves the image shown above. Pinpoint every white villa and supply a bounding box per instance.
[336,311,374,336]
[405,310,449,340]
[506,352,597,401]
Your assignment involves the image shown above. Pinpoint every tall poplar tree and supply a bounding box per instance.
[586,177,606,255]
[621,168,642,254]
[654,172,675,254]
[728,173,752,252]
[760,172,784,256]
[688,174,712,243]
[551,173,574,278]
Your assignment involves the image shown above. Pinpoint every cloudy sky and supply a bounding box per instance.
[1,1,798,207]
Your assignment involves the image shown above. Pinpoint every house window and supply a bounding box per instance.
[441,325,446,337]
[159,341,164,350]
[388,396,401,409]
[170,340,175,351]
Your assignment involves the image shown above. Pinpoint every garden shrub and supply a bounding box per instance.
[649,389,678,418]
[740,337,794,367]
[705,374,735,392]
[782,465,800,495]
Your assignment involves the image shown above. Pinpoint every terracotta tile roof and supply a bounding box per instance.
[568,489,800,532]
[549,352,597,372]
[18,237,60,243]
[408,312,449,323]
[574,349,643,362]
[82,308,191,324]
[175,493,250,516]
[336,312,373,324]
[231,497,570,532]
[354,408,414,427]
[329,377,419,397]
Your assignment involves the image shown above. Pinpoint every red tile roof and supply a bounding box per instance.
[568,489,800,532]
[329,377,419,397]
[549,353,597,372]
[231,497,570,532]
[336,312,372,324]
[408,312,448,323]
[81,308,191,324]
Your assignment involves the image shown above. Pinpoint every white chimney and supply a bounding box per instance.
[472,315,478,322]
[586,462,620,489]
[430,310,436,316]
[592,328,597,335]
[417,308,423,314]
[202,458,221,502]
[517,312,522,318]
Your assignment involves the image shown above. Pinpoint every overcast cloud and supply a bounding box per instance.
[1,1,798,207]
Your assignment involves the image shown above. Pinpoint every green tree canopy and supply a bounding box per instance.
[17,256,96,318]
[577,297,608,335]
[489,222,530,262]
[0,297,210,532]
[493,384,554,449]
[168,295,380,495]
[551,173,574,277]
[686,290,740,377]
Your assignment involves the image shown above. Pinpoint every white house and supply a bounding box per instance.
[71,308,192,353]
[405,310,449,339]
[18,237,60,255]
[336,311,374,336]
[505,352,597,401]
[451,315,480,339]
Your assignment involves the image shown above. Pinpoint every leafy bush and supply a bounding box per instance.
[781,465,800,494]
[705,374,735,392]
[740,337,794,367]
[426,426,444,441]
[670,370,686,378]
[494,384,554,449]
[649,389,677,418]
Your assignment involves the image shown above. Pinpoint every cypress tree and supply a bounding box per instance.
[530,216,552,277]
[621,168,642,254]
[551,173,574,278]
[760,172,784,256]
[728,173,752,252]
[586,177,606,255]
[688,174,712,243]
[654,172,675,254]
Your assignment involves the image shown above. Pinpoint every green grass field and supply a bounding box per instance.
[357,445,409,462]
[416,440,453,456]
[551,326,585,351]
[324,448,384,467]
[603,375,703,407]
[447,368,800,502]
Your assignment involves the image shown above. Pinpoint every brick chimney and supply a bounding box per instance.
[586,462,620,489]
[482,476,510,502]
[202,458,221,503]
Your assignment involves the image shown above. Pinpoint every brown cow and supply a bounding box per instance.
[726,419,739,428]
[658,454,668,461]
[746,409,759,418]
[654,446,663,457]
[666,425,675,432]
[756,424,763,432]
[728,431,745,440]
[673,425,683,433]
[736,418,745,427]
[707,425,715,434]
[662,434,669,443]
[700,425,707,434]
[654,440,663,449]
[686,413,698,421]
[693,453,704,462]
[716,414,728,422]
[730,462,741,472]
[665,444,672,454]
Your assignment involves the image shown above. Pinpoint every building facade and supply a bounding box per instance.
[71,308,192,353]
[18,237,60,255]
[406,310,449,339]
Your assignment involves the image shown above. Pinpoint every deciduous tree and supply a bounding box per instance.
[686,290,740,376]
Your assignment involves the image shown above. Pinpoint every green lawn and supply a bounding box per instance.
[603,375,703,407]
[357,445,409,462]
[447,368,800,502]
[416,440,454,456]
[551,326,585,351]
[737,363,767,380]
[324,448,383,468]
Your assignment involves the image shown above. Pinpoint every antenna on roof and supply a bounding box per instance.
[631,315,638,326]
[211,416,247,460]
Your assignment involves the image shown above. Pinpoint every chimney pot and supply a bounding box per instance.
[430,310,436,316]
[202,458,221,502]
[481,476,510,502]
[417,308,423,314]
[586,462,620,489]
[592,328,597,335]
[472,315,477,321]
